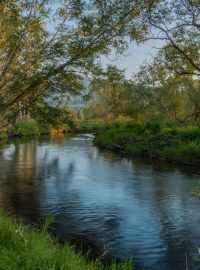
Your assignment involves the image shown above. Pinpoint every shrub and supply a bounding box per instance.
[13,119,39,136]
[12,119,50,136]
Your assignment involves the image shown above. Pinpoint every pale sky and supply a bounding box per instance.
[47,3,165,79]
[101,39,165,79]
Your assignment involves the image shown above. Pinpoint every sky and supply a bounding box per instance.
[101,39,165,79]
[47,2,166,80]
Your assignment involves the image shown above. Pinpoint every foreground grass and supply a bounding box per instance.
[0,212,133,270]
[94,123,200,166]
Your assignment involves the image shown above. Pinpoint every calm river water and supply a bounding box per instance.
[0,134,200,270]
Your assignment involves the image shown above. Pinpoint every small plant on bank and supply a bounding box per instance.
[12,119,40,136]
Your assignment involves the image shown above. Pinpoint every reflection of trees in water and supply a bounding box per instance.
[0,142,40,221]
[0,140,80,222]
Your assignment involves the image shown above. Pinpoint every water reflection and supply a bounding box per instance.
[0,134,200,270]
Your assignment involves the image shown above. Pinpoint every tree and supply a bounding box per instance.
[182,78,200,121]
[0,0,144,128]
[123,45,199,123]
[142,0,200,77]
[85,66,133,124]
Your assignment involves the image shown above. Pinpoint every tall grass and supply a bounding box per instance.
[0,130,8,140]
[162,142,200,165]
[12,119,41,136]
[0,212,133,270]
[10,119,52,137]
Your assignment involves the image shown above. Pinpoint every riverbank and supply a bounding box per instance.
[0,212,132,270]
[94,124,200,166]
[0,119,51,139]
[0,120,97,140]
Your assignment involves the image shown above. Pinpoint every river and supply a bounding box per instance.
[0,134,200,270]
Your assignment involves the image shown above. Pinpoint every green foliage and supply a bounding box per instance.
[162,142,200,165]
[0,130,8,140]
[0,212,133,270]
[84,66,134,124]
[94,133,115,150]
[94,123,200,166]
[86,61,200,125]
[143,0,200,77]
[145,121,165,134]
[13,119,39,136]
[124,145,144,156]
[12,119,48,136]
[1,0,200,129]
[0,0,143,127]
[30,105,72,130]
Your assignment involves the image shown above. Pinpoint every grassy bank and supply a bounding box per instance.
[12,119,50,137]
[0,119,50,139]
[94,123,200,166]
[0,119,73,139]
[0,212,132,270]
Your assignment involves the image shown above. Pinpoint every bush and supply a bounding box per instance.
[12,119,50,136]
[12,119,39,136]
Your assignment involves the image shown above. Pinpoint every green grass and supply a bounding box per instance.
[94,122,200,166]
[12,119,48,136]
[12,119,38,136]
[0,212,133,270]
[0,130,8,140]
[162,142,200,164]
